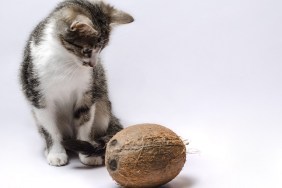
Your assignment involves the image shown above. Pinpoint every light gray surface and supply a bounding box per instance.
[0,0,281,187]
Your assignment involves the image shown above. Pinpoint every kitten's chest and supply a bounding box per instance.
[31,38,93,107]
[39,60,92,106]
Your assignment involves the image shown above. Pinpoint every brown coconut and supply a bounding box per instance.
[105,124,186,188]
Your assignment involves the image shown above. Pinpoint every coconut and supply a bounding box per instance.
[105,124,186,188]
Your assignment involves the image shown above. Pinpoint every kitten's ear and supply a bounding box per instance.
[70,15,98,35]
[100,2,134,26]
[110,9,134,26]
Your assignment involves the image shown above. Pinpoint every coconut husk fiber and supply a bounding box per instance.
[105,124,186,188]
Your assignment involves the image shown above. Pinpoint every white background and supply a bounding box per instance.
[0,0,281,187]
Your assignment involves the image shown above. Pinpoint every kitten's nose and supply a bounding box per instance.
[82,48,92,58]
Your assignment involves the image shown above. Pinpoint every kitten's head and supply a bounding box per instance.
[58,1,134,67]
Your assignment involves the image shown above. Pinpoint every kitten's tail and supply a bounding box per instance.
[62,116,123,157]
[62,139,105,157]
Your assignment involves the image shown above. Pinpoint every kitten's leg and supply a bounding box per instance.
[90,100,123,159]
[96,115,123,144]
[33,108,68,166]
[76,104,105,166]
[65,100,122,164]
[93,100,123,145]
[93,100,111,138]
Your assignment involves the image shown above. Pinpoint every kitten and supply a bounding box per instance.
[20,0,133,166]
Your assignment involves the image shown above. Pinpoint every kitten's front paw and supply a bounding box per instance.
[79,153,104,166]
[47,153,68,166]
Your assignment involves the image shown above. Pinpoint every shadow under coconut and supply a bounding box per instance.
[72,165,105,170]
[161,175,197,188]
[114,175,196,188]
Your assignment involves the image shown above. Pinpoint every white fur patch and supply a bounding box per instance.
[47,152,68,166]
[79,154,103,166]
[31,20,93,123]
[77,105,96,140]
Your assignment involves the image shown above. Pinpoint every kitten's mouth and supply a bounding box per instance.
[83,61,94,67]
[82,58,97,67]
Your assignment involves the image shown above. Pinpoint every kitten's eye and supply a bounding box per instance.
[82,48,92,55]
[63,39,83,49]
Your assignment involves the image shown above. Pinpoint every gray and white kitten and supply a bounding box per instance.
[20,0,133,166]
